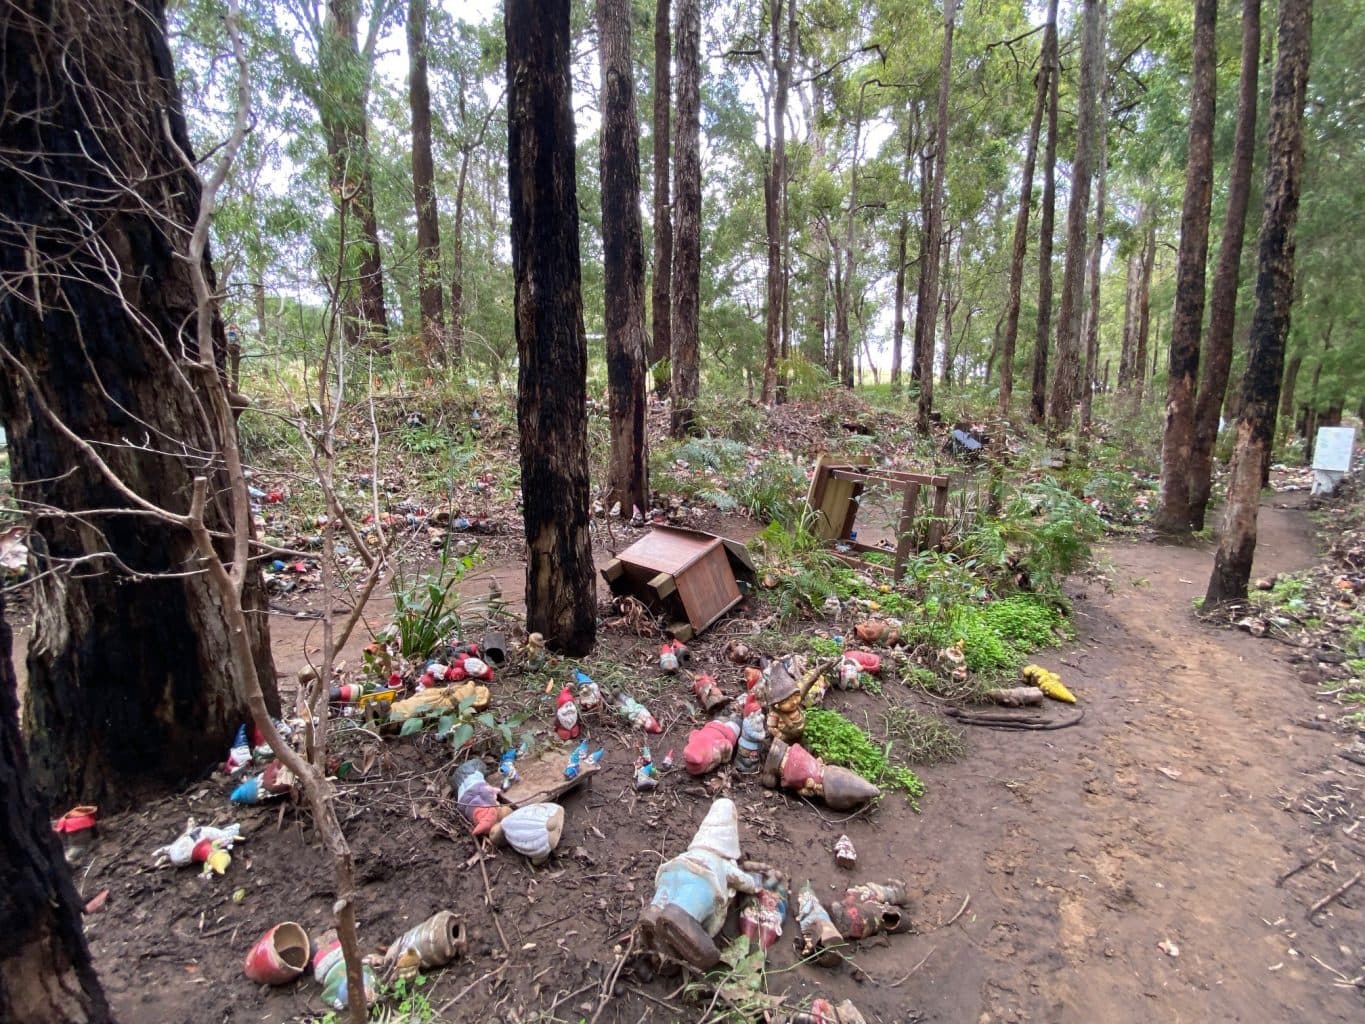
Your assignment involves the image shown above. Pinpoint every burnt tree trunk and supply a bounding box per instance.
[1047,0,1101,434]
[1188,0,1261,531]
[650,0,672,395]
[1156,0,1218,531]
[408,0,444,358]
[914,0,956,431]
[1030,53,1059,426]
[1080,0,1109,432]
[670,0,702,435]
[0,596,111,1023]
[506,0,596,653]
[1206,0,1312,606]
[999,0,1056,417]
[0,0,277,808]
[598,0,649,516]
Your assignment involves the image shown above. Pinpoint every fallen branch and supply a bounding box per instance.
[1309,870,1361,919]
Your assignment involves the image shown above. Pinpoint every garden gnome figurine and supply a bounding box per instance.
[638,798,759,969]
[554,686,580,740]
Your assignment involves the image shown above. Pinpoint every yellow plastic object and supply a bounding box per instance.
[1022,664,1076,704]
[204,849,232,875]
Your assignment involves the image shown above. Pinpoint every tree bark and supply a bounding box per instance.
[1206,0,1313,606]
[0,0,278,808]
[760,0,792,405]
[0,595,112,1023]
[450,148,470,362]
[598,0,650,517]
[999,0,1056,417]
[1156,0,1218,531]
[1030,52,1059,425]
[914,0,956,431]
[1188,0,1261,531]
[408,0,444,358]
[890,214,909,393]
[506,0,596,653]
[321,0,388,350]
[1080,0,1109,432]
[1047,0,1101,434]
[650,0,673,395]
[835,82,870,391]
[1117,247,1140,387]
[670,0,701,435]
[939,230,957,386]
[1133,207,1156,404]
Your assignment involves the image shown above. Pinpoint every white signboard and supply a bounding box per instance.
[1312,426,1355,473]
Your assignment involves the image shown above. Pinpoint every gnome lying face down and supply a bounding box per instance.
[638,798,761,969]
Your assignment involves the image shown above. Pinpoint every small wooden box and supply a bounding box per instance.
[601,526,754,640]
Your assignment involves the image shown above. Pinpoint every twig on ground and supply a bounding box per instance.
[477,841,512,952]
[1276,852,1321,887]
[1309,870,1361,918]
[888,946,935,987]
[586,934,635,1024]
[942,893,971,927]
[435,964,506,1017]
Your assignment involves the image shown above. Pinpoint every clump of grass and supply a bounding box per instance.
[802,707,924,804]
[881,706,965,764]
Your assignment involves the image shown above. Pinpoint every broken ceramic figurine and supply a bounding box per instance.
[683,716,741,776]
[490,803,565,865]
[794,880,843,967]
[638,798,760,969]
[827,880,911,940]
[761,740,880,810]
[691,672,731,713]
[834,834,857,869]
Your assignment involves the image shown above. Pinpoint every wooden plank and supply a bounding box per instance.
[893,480,922,582]
[647,570,677,601]
[500,749,598,808]
[614,526,714,576]
[926,484,951,551]
[601,558,625,584]
[675,544,741,632]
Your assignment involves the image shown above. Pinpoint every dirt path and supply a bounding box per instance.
[830,497,1361,1023]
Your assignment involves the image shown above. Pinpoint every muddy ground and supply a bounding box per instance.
[69,494,1364,1023]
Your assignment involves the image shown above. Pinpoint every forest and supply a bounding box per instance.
[0,0,1362,1022]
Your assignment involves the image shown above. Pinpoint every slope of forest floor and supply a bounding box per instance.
[47,387,1365,1023]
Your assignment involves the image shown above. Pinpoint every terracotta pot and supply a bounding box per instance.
[244,922,310,985]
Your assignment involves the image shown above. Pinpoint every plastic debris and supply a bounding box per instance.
[639,798,759,969]
[614,691,662,733]
[834,834,857,869]
[795,881,843,966]
[683,716,741,776]
[761,739,881,810]
[828,881,910,940]
[244,922,310,986]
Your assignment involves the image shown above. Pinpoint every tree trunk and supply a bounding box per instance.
[939,230,957,386]
[1188,0,1261,531]
[890,215,909,393]
[598,0,650,517]
[999,0,1056,418]
[0,0,278,809]
[408,0,444,358]
[1030,52,1059,425]
[1156,0,1218,531]
[1047,0,1101,434]
[321,0,388,350]
[761,0,791,405]
[1080,0,1109,432]
[1206,0,1313,606]
[450,149,470,362]
[1118,247,1140,387]
[1133,209,1156,404]
[1278,349,1302,437]
[650,0,672,395]
[0,596,112,1023]
[506,0,596,653]
[914,0,956,431]
[670,0,701,435]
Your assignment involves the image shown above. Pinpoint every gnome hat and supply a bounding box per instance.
[689,798,741,859]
